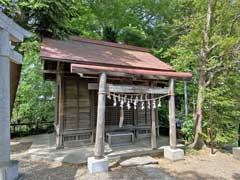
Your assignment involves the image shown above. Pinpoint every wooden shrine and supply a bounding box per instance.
[40,36,192,160]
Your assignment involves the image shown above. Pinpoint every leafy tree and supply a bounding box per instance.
[166,0,240,149]
[119,26,148,47]
[2,0,239,148]
[12,36,55,135]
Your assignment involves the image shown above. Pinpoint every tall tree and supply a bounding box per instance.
[191,0,215,149]
[166,0,240,149]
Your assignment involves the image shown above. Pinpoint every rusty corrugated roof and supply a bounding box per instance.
[40,36,192,79]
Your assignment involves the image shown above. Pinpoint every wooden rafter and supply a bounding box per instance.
[88,83,168,94]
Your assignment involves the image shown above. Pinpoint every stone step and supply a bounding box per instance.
[120,156,158,167]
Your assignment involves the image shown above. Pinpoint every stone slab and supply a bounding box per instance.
[164,146,184,161]
[0,160,19,180]
[120,156,158,167]
[87,157,108,173]
[233,147,240,160]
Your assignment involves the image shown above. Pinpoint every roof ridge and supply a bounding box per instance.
[69,36,150,52]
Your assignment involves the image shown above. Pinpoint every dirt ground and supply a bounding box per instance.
[12,141,240,180]
[156,148,240,180]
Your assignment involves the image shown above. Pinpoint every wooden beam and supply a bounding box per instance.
[151,83,157,149]
[90,91,95,143]
[184,80,188,116]
[168,78,177,149]
[88,83,168,94]
[94,72,107,159]
[119,108,124,128]
[71,66,168,80]
[55,62,64,148]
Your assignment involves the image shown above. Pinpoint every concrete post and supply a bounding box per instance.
[0,30,11,163]
[0,12,31,180]
[0,29,19,180]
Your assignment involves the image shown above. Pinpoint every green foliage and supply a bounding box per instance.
[202,71,240,147]
[1,0,238,146]
[165,0,240,146]
[0,0,19,16]
[158,99,169,127]
[12,36,55,135]
[181,116,195,142]
[103,26,118,42]
[119,26,148,47]
[16,0,79,38]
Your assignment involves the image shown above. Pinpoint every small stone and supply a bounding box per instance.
[233,147,240,160]
[87,157,109,173]
[120,156,158,167]
[164,146,184,161]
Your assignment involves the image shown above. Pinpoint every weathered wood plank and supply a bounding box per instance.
[169,78,177,149]
[184,80,188,116]
[94,72,107,159]
[56,62,64,148]
[71,66,170,80]
[90,91,95,143]
[151,84,157,149]
[119,108,124,128]
[88,83,168,94]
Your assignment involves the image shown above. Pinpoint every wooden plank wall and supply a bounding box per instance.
[63,77,90,130]
[93,93,151,128]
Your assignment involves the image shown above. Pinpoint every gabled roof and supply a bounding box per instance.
[41,36,192,79]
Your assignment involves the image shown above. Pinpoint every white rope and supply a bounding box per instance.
[108,92,169,102]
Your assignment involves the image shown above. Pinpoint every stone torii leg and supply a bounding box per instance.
[0,30,19,180]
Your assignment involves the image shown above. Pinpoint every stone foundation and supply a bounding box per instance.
[164,146,184,161]
[88,157,108,173]
[0,160,19,180]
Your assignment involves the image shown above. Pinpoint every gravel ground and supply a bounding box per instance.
[18,159,172,180]
[156,148,240,180]
[12,141,240,180]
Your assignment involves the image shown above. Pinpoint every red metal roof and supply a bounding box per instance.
[70,36,150,52]
[41,36,192,79]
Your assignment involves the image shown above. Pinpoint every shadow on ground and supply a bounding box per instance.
[18,158,237,180]
[19,159,79,180]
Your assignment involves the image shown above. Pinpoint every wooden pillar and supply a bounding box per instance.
[94,72,107,159]
[150,83,157,149]
[56,62,64,148]
[119,108,124,128]
[90,91,95,143]
[0,30,11,163]
[184,80,188,116]
[169,78,177,149]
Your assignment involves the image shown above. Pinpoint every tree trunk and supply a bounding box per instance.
[190,52,206,149]
[190,0,214,149]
